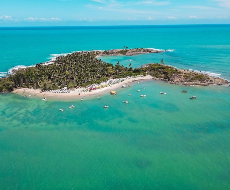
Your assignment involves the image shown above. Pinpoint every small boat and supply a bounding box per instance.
[59,109,64,112]
[81,98,84,101]
[28,95,31,97]
[123,101,129,104]
[190,96,197,100]
[42,98,47,101]
[110,91,117,95]
[137,90,140,92]
[140,95,146,97]
[104,105,109,108]
[128,94,132,96]
[182,90,187,93]
[122,85,127,88]
[69,105,75,109]
[160,92,167,95]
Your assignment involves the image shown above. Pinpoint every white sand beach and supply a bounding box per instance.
[13,75,153,100]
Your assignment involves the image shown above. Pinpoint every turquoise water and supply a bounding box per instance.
[0,25,230,189]
[1,25,230,79]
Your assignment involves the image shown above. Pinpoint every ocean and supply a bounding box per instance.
[0,25,230,190]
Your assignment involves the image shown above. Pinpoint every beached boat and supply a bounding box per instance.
[42,98,47,101]
[190,96,197,99]
[160,92,167,95]
[122,85,127,88]
[104,105,109,108]
[81,98,84,101]
[110,91,117,95]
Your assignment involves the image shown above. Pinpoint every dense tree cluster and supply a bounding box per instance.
[0,51,144,92]
[0,51,226,93]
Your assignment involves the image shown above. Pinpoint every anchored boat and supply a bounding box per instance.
[69,105,75,109]
[110,91,117,95]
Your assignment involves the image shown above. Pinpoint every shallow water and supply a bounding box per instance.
[1,80,230,189]
[1,25,230,189]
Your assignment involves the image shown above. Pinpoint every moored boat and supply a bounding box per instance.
[110,91,117,95]
[104,105,109,108]
[69,105,75,109]
[190,96,196,99]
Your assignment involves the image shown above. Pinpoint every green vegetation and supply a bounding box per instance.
[143,63,182,80]
[0,51,222,93]
[142,64,212,83]
[118,50,128,55]
[0,51,145,92]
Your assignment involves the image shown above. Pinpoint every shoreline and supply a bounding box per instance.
[2,48,229,96]
[13,75,153,100]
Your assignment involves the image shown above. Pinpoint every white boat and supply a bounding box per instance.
[190,96,197,100]
[59,109,64,112]
[140,95,146,97]
[42,98,47,101]
[128,94,132,96]
[123,101,129,104]
[122,85,127,88]
[69,105,75,109]
[81,98,84,101]
[160,92,167,95]
[104,105,109,108]
[137,90,140,92]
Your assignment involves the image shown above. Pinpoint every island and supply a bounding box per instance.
[0,48,228,97]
